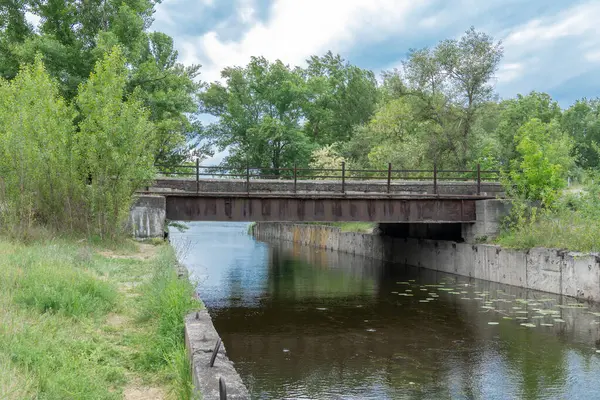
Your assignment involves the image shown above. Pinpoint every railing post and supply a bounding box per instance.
[246,165,250,193]
[433,163,438,195]
[341,162,346,194]
[477,163,481,195]
[387,163,392,194]
[196,158,200,194]
[293,164,297,194]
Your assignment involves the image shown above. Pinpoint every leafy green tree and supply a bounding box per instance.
[561,98,600,169]
[200,56,313,174]
[75,47,156,238]
[398,27,503,168]
[508,118,574,205]
[0,57,75,236]
[496,91,562,166]
[0,0,32,79]
[303,51,378,145]
[128,32,204,165]
[1,0,201,165]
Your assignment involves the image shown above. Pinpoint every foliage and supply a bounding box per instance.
[75,47,156,238]
[309,144,345,178]
[399,27,503,168]
[496,92,562,166]
[0,48,156,239]
[345,27,503,172]
[561,98,600,169]
[0,0,201,165]
[507,118,574,205]
[303,51,378,145]
[496,184,600,252]
[0,57,75,237]
[201,56,314,174]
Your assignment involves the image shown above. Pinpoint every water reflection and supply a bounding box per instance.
[171,222,600,400]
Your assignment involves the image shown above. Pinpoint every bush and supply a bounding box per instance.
[0,48,156,239]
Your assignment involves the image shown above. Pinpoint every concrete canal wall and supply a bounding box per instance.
[251,223,600,302]
[185,310,250,400]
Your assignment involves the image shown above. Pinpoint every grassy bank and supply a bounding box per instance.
[0,237,200,400]
[495,209,600,252]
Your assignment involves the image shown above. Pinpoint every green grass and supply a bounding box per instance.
[496,210,600,252]
[0,237,201,400]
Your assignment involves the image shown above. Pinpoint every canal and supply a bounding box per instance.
[171,222,600,400]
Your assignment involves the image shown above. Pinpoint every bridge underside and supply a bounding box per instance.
[164,194,477,223]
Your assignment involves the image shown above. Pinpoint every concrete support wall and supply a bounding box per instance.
[128,195,166,238]
[252,223,600,302]
[462,199,512,243]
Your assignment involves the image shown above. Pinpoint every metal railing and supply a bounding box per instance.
[154,161,500,195]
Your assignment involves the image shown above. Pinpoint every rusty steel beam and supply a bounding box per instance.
[165,195,476,222]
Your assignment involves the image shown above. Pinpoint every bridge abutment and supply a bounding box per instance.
[128,195,166,239]
[377,199,512,243]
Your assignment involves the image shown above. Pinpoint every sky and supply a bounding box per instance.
[152,0,600,107]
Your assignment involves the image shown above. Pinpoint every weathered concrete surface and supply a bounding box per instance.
[152,177,504,197]
[252,222,600,302]
[462,199,512,243]
[185,311,250,400]
[128,195,165,238]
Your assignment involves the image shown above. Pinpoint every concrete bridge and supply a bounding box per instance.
[129,164,508,242]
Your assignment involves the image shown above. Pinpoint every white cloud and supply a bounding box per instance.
[498,1,600,95]
[496,62,523,83]
[154,0,215,28]
[178,0,429,82]
[585,51,600,63]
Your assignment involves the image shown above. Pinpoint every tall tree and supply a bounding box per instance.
[200,57,313,174]
[302,51,378,145]
[399,27,503,168]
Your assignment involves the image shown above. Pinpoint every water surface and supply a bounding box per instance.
[171,222,600,400]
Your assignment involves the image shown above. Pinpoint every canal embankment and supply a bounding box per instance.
[185,309,250,399]
[252,223,600,302]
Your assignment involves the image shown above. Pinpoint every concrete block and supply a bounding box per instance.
[128,195,166,238]
[435,240,456,274]
[393,237,411,265]
[455,243,476,278]
[526,248,563,294]
[371,236,385,261]
[562,253,600,301]
[497,247,527,287]
[419,240,437,270]
[381,236,395,263]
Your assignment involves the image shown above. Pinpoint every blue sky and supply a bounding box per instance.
[152,0,600,107]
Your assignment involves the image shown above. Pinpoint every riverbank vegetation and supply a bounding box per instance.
[0,237,200,400]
